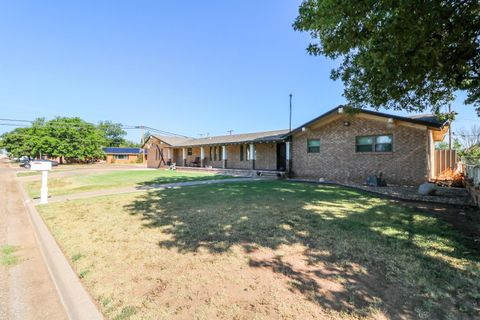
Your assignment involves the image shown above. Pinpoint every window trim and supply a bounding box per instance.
[356,134,393,153]
[187,148,193,156]
[307,139,320,153]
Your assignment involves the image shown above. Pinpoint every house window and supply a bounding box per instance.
[113,154,129,160]
[219,147,223,161]
[213,147,217,161]
[187,148,193,156]
[209,147,212,161]
[307,139,320,153]
[356,135,393,152]
[240,145,244,161]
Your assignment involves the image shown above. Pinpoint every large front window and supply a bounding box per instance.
[356,135,393,152]
[113,154,129,160]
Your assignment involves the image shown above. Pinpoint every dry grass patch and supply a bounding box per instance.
[37,181,480,319]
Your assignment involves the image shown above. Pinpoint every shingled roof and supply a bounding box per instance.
[291,106,448,134]
[152,129,289,147]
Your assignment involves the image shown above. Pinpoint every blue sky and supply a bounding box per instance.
[0,1,478,142]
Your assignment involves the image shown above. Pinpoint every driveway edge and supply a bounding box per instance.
[18,182,103,320]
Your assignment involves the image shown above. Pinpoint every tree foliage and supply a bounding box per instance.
[1,117,105,161]
[294,0,480,115]
[455,124,480,157]
[98,121,127,147]
[120,140,141,148]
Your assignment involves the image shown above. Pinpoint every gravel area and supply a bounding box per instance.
[339,184,475,206]
[289,179,475,207]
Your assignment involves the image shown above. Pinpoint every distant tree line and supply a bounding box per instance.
[0,118,140,162]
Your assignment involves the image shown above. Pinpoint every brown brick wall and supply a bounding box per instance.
[147,144,171,168]
[106,154,139,163]
[147,142,279,171]
[226,145,252,170]
[291,116,429,185]
[255,143,277,170]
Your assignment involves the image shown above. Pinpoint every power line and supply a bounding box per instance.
[0,117,189,138]
[0,123,30,127]
[0,118,33,123]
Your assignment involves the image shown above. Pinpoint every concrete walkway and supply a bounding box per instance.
[34,177,262,204]
[0,161,68,320]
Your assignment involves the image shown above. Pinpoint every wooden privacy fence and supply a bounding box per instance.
[433,149,458,178]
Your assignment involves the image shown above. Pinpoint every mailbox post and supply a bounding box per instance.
[30,161,52,204]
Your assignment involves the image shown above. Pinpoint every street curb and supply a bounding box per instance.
[18,181,103,320]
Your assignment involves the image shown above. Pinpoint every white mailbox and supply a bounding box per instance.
[30,161,52,171]
[30,161,52,204]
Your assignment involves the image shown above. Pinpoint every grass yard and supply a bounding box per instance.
[23,169,232,198]
[37,181,480,319]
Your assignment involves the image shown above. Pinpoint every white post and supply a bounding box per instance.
[200,146,205,167]
[285,141,292,173]
[182,148,187,166]
[40,170,48,204]
[249,144,255,169]
[222,146,227,159]
[222,146,227,169]
[167,148,171,161]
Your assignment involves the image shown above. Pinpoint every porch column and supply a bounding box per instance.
[286,141,292,173]
[167,148,171,164]
[200,146,205,167]
[182,148,187,166]
[249,143,255,170]
[222,145,227,169]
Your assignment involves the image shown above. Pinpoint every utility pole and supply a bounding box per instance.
[448,104,452,150]
[141,125,145,164]
[227,130,234,135]
[289,94,293,136]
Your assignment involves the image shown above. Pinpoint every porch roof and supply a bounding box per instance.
[153,129,289,147]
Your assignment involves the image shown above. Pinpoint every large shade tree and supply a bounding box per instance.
[98,121,127,147]
[0,117,105,161]
[294,0,480,116]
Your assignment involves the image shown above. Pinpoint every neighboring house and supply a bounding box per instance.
[143,106,449,185]
[103,147,146,163]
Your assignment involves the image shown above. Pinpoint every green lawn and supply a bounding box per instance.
[24,169,232,198]
[37,180,480,320]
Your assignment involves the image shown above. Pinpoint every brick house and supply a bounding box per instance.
[103,147,146,164]
[144,106,449,185]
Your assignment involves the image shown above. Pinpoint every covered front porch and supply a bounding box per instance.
[165,141,291,172]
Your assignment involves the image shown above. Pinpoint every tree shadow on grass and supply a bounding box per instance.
[123,180,480,319]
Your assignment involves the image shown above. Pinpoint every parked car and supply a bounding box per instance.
[20,159,59,169]
[19,159,31,169]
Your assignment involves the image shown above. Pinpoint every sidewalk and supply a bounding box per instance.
[0,161,67,320]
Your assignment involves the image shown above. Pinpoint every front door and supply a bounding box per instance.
[276,142,286,171]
